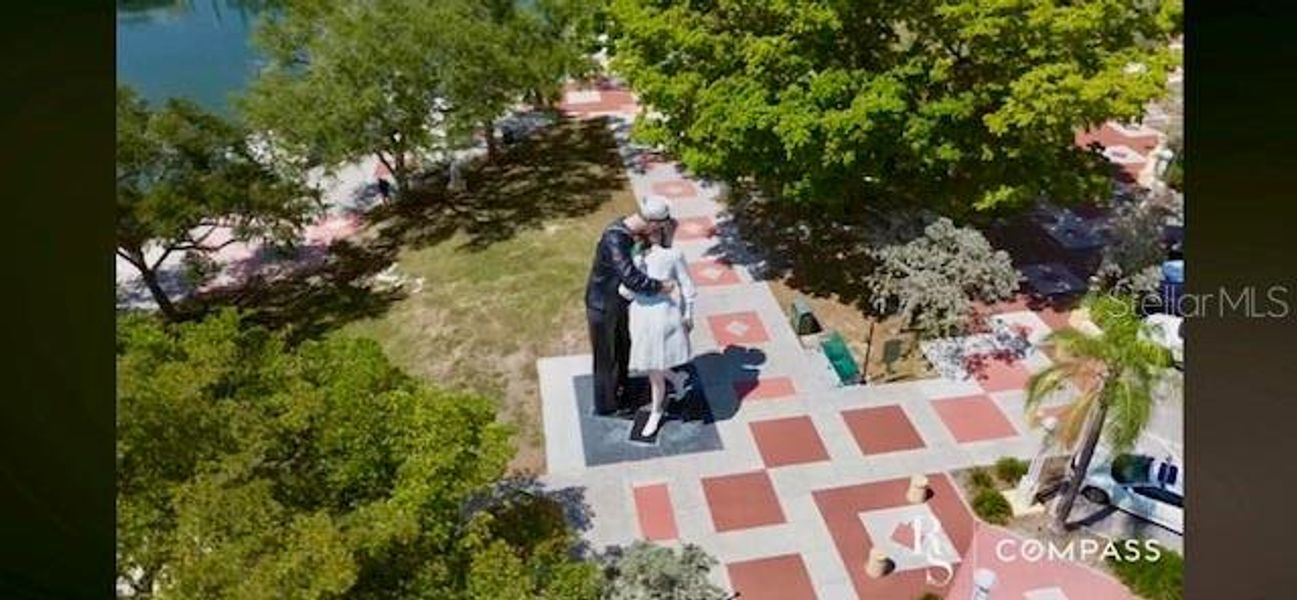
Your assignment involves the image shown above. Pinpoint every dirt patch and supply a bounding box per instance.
[766,279,935,382]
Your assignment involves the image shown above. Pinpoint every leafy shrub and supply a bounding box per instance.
[1094,202,1172,296]
[602,541,729,600]
[972,488,1012,525]
[1164,154,1183,191]
[995,457,1030,486]
[865,217,1019,337]
[968,467,996,491]
[1108,545,1184,600]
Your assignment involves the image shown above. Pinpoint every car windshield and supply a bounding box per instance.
[1111,454,1154,484]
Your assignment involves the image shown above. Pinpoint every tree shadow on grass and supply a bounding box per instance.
[182,115,628,341]
[465,474,597,557]
[371,115,627,253]
[185,237,407,343]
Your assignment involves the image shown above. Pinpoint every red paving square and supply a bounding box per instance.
[726,554,817,600]
[702,471,786,532]
[1035,305,1074,331]
[673,216,715,241]
[689,260,741,287]
[931,395,1018,443]
[733,376,797,401]
[966,355,1031,393]
[841,405,926,455]
[813,474,975,599]
[971,294,1075,332]
[632,483,679,541]
[559,87,638,117]
[750,416,830,468]
[1076,122,1161,155]
[599,90,638,112]
[650,179,699,199]
[707,311,771,347]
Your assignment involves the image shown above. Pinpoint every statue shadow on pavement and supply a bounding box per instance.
[570,345,766,467]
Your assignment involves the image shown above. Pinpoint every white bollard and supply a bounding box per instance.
[907,474,930,504]
[865,548,890,579]
[972,568,996,599]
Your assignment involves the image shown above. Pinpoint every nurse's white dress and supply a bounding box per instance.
[620,245,696,373]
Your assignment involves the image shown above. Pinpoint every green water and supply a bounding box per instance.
[116,0,265,117]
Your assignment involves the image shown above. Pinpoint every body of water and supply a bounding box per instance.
[116,0,264,117]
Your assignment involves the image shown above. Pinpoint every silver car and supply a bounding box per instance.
[1080,451,1184,534]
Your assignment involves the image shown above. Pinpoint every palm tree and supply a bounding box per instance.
[1025,294,1173,533]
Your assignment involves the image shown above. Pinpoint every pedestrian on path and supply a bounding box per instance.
[584,196,675,416]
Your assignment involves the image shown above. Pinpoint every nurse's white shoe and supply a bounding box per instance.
[641,409,664,438]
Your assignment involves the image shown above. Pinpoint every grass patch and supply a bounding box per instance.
[995,457,1030,486]
[968,467,997,491]
[1108,544,1183,600]
[972,488,1012,525]
[342,117,635,472]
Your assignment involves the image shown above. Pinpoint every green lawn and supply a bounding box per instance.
[343,117,636,472]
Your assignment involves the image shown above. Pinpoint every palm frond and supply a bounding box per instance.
[1055,389,1098,450]
[1028,294,1172,453]
[1024,363,1076,414]
[1102,373,1155,452]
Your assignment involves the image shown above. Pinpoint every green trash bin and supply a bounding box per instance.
[790,297,823,336]
[821,331,861,385]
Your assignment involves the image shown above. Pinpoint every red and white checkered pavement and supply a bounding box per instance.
[539,82,1134,599]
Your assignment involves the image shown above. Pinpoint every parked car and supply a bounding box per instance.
[1142,313,1184,368]
[1079,451,1184,534]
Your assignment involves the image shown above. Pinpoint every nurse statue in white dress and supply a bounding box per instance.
[619,217,697,438]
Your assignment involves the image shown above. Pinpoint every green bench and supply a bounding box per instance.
[821,331,862,386]
[789,297,861,386]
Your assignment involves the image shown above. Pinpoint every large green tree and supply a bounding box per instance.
[116,85,315,321]
[607,0,1182,214]
[116,310,599,598]
[1024,294,1173,533]
[241,0,598,192]
[447,0,601,159]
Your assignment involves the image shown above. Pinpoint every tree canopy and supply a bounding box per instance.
[116,310,599,598]
[241,0,599,192]
[116,85,315,320]
[606,0,1182,214]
